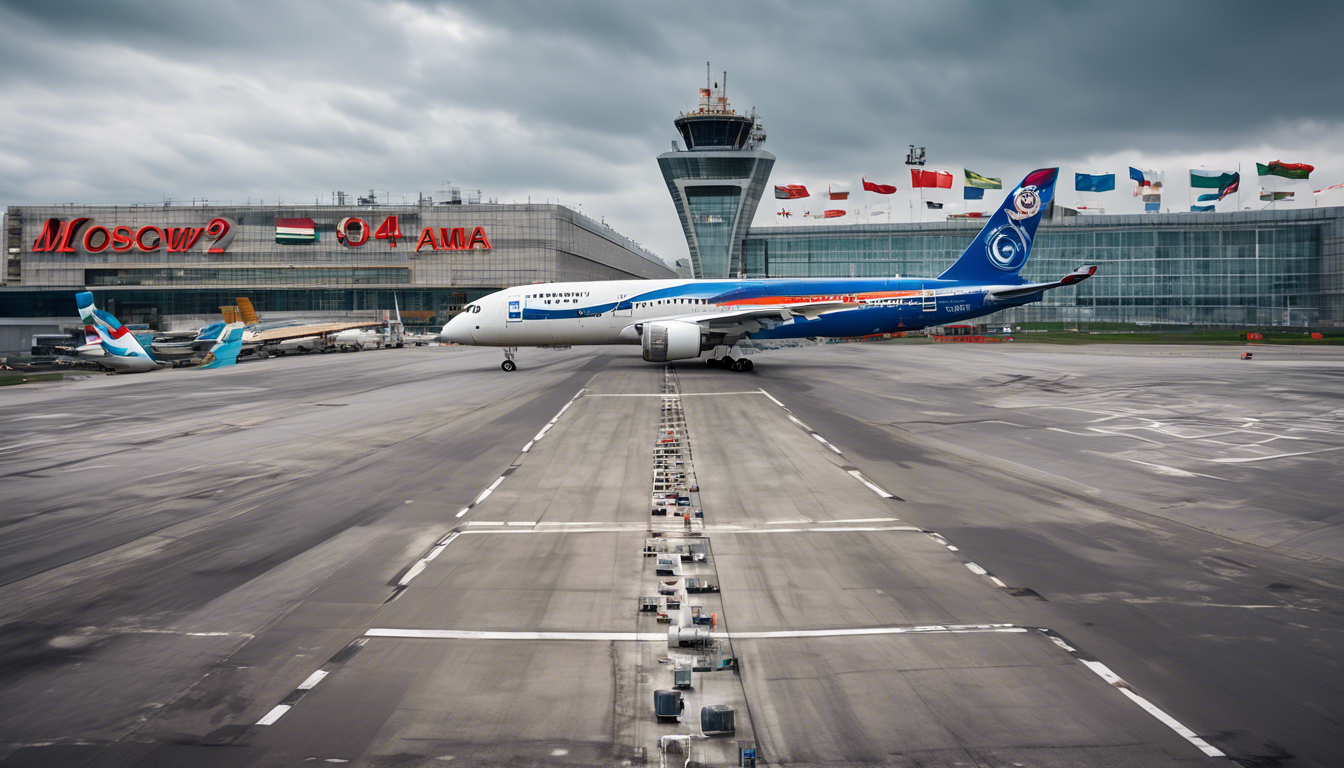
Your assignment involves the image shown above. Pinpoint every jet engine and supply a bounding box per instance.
[641,321,704,362]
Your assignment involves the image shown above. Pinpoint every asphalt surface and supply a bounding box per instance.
[0,342,1340,766]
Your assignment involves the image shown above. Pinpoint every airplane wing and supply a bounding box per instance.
[985,266,1097,302]
[246,321,384,344]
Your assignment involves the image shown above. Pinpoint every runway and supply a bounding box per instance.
[0,342,1340,766]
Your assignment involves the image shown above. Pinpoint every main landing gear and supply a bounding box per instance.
[707,355,753,372]
[501,347,518,372]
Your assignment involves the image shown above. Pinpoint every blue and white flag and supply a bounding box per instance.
[1075,173,1115,193]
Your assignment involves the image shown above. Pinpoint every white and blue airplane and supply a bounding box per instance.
[439,168,1096,371]
[76,292,244,372]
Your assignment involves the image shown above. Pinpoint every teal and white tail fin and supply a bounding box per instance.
[199,323,246,368]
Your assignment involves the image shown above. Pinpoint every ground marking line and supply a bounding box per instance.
[965,562,988,576]
[454,508,470,518]
[364,624,1023,642]
[847,470,895,498]
[296,670,328,690]
[456,525,923,535]
[521,440,534,452]
[989,576,1008,588]
[1079,658,1225,757]
[584,392,760,397]
[398,532,462,586]
[758,389,786,408]
[255,705,291,726]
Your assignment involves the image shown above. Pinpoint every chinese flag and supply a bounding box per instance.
[911,169,953,189]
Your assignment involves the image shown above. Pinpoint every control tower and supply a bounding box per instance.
[657,65,774,279]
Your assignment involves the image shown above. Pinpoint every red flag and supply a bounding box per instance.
[773,184,809,199]
[824,209,846,218]
[863,177,897,194]
[911,169,953,189]
[829,187,849,200]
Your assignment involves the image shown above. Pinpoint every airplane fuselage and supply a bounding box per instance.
[443,277,1036,347]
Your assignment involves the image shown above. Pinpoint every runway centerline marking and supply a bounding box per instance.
[255,705,291,726]
[364,623,1024,641]
[847,470,896,499]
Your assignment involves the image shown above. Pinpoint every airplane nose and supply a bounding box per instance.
[438,314,473,345]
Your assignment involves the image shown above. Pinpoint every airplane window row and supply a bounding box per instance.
[636,299,707,308]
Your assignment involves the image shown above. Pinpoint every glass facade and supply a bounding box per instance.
[1,202,674,327]
[658,148,775,278]
[743,206,1344,326]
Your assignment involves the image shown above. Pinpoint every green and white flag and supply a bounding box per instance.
[1259,189,1294,201]
[1190,169,1237,188]
[964,169,1002,189]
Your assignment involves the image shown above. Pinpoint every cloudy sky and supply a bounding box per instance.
[3,0,1342,265]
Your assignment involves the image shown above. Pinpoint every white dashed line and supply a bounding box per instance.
[255,704,291,726]
[847,470,895,498]
[964,562,988,576]
[1078,659,1225,757]
[758,389,786,408]
[521,441,534,452]
[296,670,329,690]
[989,576,1008,588]
[455,507,470,518]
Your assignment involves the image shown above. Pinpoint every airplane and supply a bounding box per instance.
[76,292,244,372]
[439,169,1095,372]
[150,297,388,361]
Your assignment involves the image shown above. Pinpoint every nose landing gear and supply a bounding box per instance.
[501,347,518,372]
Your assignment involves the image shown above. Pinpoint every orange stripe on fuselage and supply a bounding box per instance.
[718,290,921,307]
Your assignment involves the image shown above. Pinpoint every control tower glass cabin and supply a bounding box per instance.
[657,74,774,279]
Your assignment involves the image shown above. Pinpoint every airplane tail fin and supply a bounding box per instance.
[222,305,241,324]
[75,291,157,362]
[937,168,1058,283]
[236,297,259,325]
[199,322,246,368]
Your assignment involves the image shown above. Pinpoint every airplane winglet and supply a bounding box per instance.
[985,265,1097,302]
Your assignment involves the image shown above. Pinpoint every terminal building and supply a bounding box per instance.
[742,206,1344,327]
[0,201,673,351]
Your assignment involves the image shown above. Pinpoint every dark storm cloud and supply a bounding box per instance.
[2,0,1342,261]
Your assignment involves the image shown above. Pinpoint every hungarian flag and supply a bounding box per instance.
[1128,167,1164,194]
[1258,161,1313,180]
[862,177,897,194]
[1260,189,1295,201]
[774,184,810,199]
[964,170,1001,189]
[925,201,944,210]
[275,218,317,244]
[911,169,953,189]
[823,209,846,218]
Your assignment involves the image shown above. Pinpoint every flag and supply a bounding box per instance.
[862,177,897,194]
[1129,167,1164,195]
[776,209,792,218]
[964,187,984,200]
[911,169,953,189]
[275,218,316,244]
[1315,182,1344,194]
[964,170,1001,189]
[1190,169,1237,189]
[868,204,892,217]
[1144,202,1161,212]
[1190,169,1239,203]
[1142,193,1162,203]
[1074,173,1116,193]
[925,201,944,210]
[1260,189,1295,201]
[823,209,846,218]
[1190,204,1216,212]
[774,184,809,199]
[1257,161,1313,180]
[828,184,850,200]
